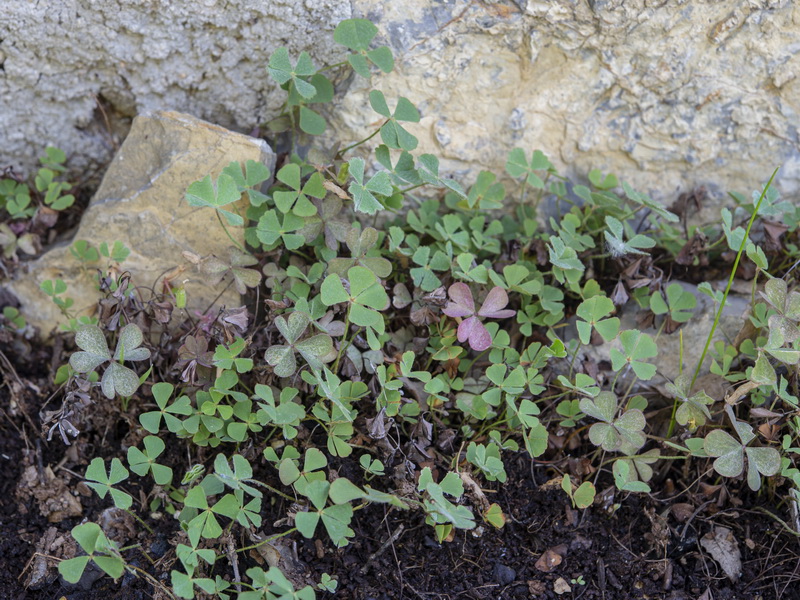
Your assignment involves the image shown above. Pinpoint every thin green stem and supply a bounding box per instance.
[125,508,154,535]
[318,61,349,73]
[247,479,295,502]
[215,211,247,254]
[338,123,386,156]
[689,167,779,390]
[332,311,352,374]
[236,528,298,553]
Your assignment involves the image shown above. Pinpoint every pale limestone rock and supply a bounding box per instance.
[8,111,274,335]
[1,0,798,213]
[335,0,800,211]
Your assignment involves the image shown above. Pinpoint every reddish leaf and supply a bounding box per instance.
[478,286,515,318]
[443,282,475,318]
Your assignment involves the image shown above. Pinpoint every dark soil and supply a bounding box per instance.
[2,365,799,600]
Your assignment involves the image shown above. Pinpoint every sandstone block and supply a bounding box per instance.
[8,110,274,336]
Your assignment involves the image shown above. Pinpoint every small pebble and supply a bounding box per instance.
[149,537,169,558]
[493,563,516,585]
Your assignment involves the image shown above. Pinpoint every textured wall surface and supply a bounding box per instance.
[338,0,800,206]
[1,0,799,205]
[0,0,351,176]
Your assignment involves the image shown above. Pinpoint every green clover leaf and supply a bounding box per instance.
[127,435,173,485]
[265,311,334,377]
[59,523,124,584]
[410,245,451,291]
[665,373,713,430]
[185,172,244,226]
[650,283,697,325]
[576,295,620,344]
[610,329,658,380]
[604,216,655,257]
[267,47,317,98]
[369,90,420,151]
[704,407,781,491]
[334,18,394,77]
[201,246,262,295]
[580,392,646,452]
[328,225,392,278]
[348,157,393,215]
[256,209,305,250]
[139,382,192,434]
[85,457,132,509]
[212,337,253,373]
[321,266,389,335]
[505,148,552,188]
[69,324,148,399]
[273,164,325,216]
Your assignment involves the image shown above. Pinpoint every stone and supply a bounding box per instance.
[2,1,798,213]
[578,281,750,387]
[7,110,274,335]
[336,0,800,209]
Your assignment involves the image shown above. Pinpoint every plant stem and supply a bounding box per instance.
[339,123,386,156]
[332,311,352,374]
[236,528,298,553]
[216,211,247,254]
[689,167,779,391]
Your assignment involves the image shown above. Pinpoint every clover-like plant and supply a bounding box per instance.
[69,323,149,399]
[265,311,334,377]
[347,157,393,215]
[84,457,132,509]
[761,277,800,344]
[561,474,595,509]
[241,566,316,600]
[703,407,781,491]
[139,382,193,434]
[575,295,620,345]
[294,478,364,547]
[649,282,697,332]
[580,392,646,452]
[127,435,173,486]
[58,522,125,584]
[185,171,245,227]
[273,163,325,216]
[442,283,516,352]
[418,467,475,543]
[327,224,392,278]
[665,373,713,431]
[320,265,389,348]
[333,18,394,78]
[609,329,658,380]
[200,246,262,295]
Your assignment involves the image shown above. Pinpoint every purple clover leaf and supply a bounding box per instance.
[442,283,516,351]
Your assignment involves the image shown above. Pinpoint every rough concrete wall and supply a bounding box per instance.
[0,0,351,176]
[337,0,800,208]
[2,0,799,207]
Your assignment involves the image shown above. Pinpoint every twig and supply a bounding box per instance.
[360,524,405,574]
